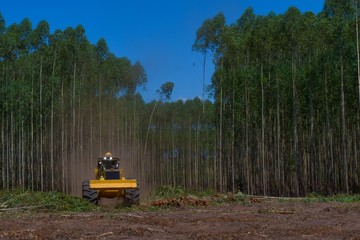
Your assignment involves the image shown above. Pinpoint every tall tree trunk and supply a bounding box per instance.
[172,119,175,186]
[10,110,14,188]
[61,79,65,193]
[340,60,349,194]
[308,70,314,196]
[188,119,192,188]
[219,83,223,193]
[231,67,235,193]
[39,56,44,191]
[356,2,360,110]
[21,121,25,189]
[202,53,206,114]
[99,75,102,154]
[1,108,4,189]
[292,53,300,196]
[245,72,250,194]
[324,65,333,194]
[276,73,281,196]
[261,64,266,196]
[51,48,57,191]
[31,70,34,190]
[72,62,76,194]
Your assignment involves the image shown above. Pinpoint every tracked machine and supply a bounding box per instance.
[82,152,140,205]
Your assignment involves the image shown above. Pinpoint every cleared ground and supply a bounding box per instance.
[1,200,360,239]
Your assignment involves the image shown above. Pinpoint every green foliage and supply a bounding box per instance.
[157,82,174,101]
[305,193,360,203]
[193,12,225,53]
[0,189,98,212]
[150,185,219,200]
[148,185,247,205]
[211,192,248,205]
[150,185,187,200]
[189,188,216,198]
[0,15,148,194]
[193,2,360,196]
[4,1,360,200]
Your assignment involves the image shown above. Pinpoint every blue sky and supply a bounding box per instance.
[1,0,324,102]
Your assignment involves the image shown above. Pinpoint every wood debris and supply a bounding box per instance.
[150,196,209,207]
[258,207,295,214]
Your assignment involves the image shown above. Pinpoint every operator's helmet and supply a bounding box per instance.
[103,152,113,160]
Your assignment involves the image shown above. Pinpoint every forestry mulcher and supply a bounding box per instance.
[82,152,140,205]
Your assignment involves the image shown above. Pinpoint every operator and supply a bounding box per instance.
[105,152,112,159]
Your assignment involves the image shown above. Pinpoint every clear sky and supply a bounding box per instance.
[1,0,324,102]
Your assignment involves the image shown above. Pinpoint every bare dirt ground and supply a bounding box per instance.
[1,200,360,239]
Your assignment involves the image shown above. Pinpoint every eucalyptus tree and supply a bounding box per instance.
[194,13,226,192]
[193,2,359,195]
[95,37,109,154]
[353,0,360,109]
[144,82,174,158]
[193,12,225,113]
[0,12,5,189]
[234,7,257,194]
[323,0,354,194]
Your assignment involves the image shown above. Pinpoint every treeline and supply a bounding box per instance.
[193,0,360,196]
[3,0,360,198]
[0,13,218,196]
[142,98,216,192]
[0,14,148,194]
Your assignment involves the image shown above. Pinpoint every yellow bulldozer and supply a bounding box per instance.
[82,152,140,205]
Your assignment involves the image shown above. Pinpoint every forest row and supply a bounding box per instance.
[1,0,360,196]
[193,0,360,196]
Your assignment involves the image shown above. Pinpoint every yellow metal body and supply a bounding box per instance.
[89,176,137,198]
[89,156,138,199]
[89,179,137,190]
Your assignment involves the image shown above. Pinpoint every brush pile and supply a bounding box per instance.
[0,189,98,212]
[150,196,209,207]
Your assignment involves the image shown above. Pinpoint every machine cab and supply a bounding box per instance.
[96,152,121,180]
